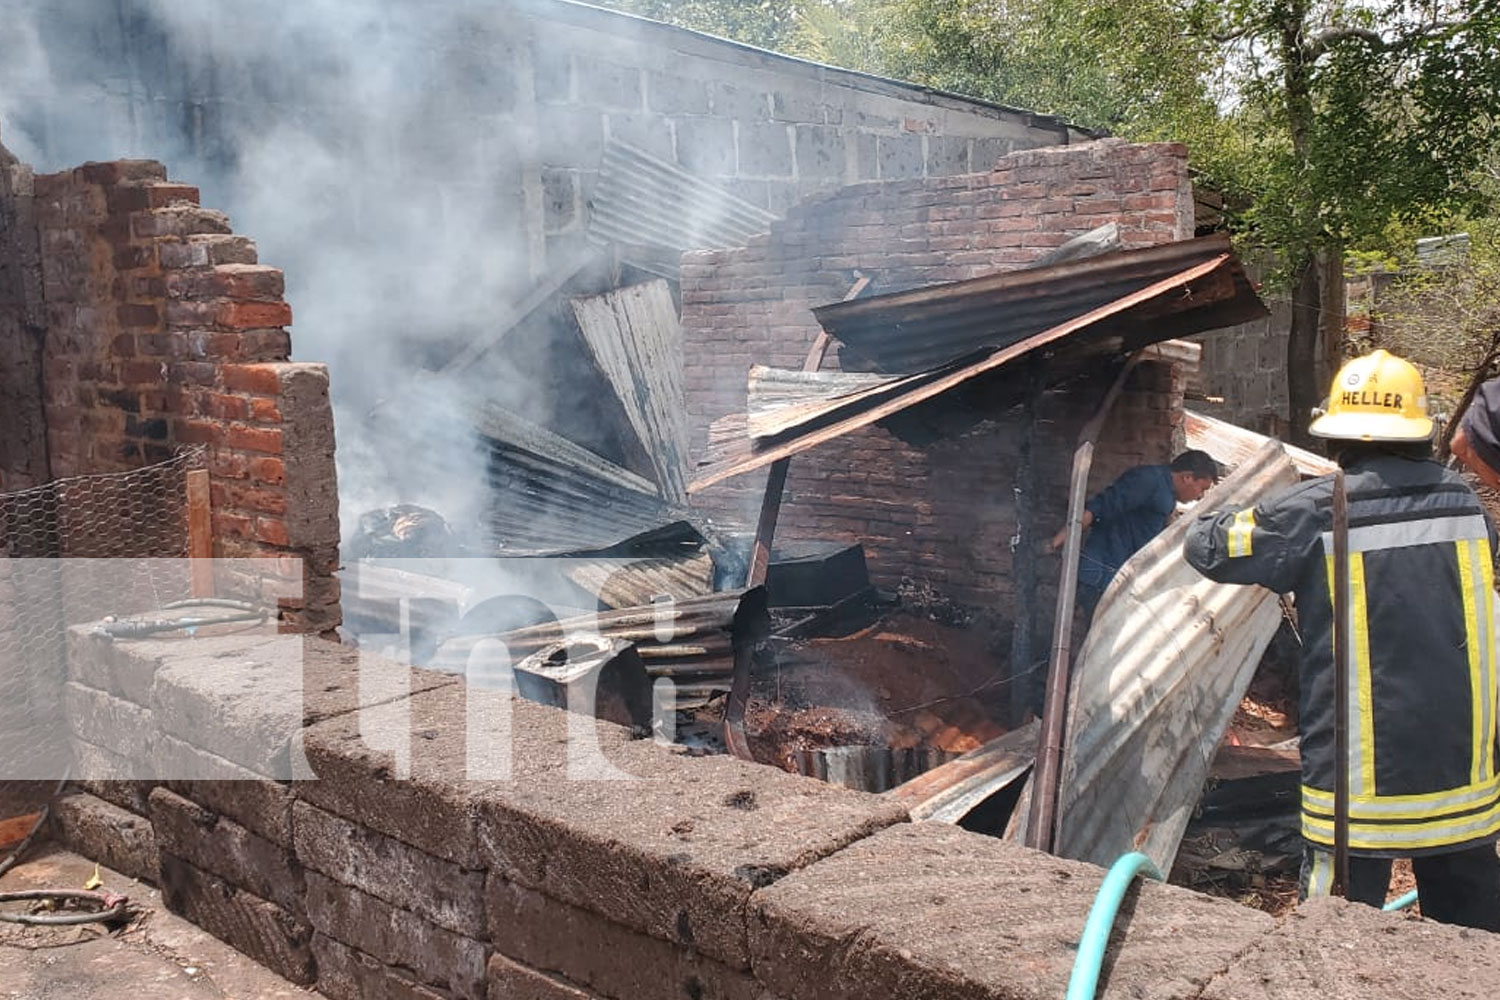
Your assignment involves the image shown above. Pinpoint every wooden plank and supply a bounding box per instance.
[187,468,212,598]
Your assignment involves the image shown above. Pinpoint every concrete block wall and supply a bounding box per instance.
[52,628,1500,1000]
[680,139,1194,608]
[20,157,340,631]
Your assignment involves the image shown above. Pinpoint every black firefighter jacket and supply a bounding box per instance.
[1185,452,1500,856]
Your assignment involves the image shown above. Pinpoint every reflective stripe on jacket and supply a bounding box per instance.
[1184,453,1500,856]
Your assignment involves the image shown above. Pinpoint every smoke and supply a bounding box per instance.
[1,0,570,540]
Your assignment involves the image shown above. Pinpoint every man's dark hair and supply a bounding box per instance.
[1171,449,1220,481]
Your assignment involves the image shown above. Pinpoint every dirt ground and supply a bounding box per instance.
[0,847,308,998]
[741,610,1011,772]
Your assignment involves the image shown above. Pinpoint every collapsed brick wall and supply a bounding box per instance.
[53,629,1493,1000]
[681,139,1194,609]
[25,158,340,631]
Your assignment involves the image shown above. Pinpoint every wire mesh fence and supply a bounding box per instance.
[0,449,206,774]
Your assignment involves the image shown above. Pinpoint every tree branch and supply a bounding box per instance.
[1307,26,1384,58]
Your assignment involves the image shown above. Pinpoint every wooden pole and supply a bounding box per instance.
[1331,468,1351,897]
[187,468,212,598]
[1027,352,1144,853]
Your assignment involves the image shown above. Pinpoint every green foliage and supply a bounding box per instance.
[593,0,802,51]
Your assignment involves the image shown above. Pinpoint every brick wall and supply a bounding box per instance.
[681,139,1193,609]
[25,158,340,632]
[0,141,48,491]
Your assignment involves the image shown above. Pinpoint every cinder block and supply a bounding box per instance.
[313,934,450,1000]
[64,681,155,765]
[298,683,637,868]
[749,823,1271,1000]
[293,800,485,935]
[50,791,159,884]
[74,738,155,813]
[487,875,761,1000]
[158,733,294,846]
[160,853,315,985]
[474,738,908,969]
[488,953,604,1000]
[1200,896,1500,999]
[149,787,302,912]
[307,872,488,1000]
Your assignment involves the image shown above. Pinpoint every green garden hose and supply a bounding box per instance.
[1065,852,1163,1000]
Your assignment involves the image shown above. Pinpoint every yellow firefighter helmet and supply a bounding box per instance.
[1309,349,1433,442]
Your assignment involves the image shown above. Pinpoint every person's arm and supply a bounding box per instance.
[1047,509,1093,553]
[1451,424,1500,490]
[1183,487,1321,595]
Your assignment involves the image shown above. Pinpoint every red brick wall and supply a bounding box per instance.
[30,160,340,632]
[681,139,1192,609]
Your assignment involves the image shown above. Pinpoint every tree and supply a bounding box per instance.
[1207,0,1500,443]
[592,0,802,51]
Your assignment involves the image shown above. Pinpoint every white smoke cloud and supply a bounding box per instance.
[2,0,570,541]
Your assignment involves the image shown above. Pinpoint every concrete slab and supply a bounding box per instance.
[747,822,1273,1000]
[0,847,309,999]
[474,738,909,969]
[298,683,639,867]
[1200,897,1500,1000]
[159,734,295,846]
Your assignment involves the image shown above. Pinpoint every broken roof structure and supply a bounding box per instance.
[691,234,1267,492]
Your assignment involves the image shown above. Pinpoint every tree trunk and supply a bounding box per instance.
[1287,253,1322,447]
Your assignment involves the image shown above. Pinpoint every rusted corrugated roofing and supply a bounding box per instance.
[588,140,778,262]
[690,250,1262,492]
[746,365,896,440]
[565,551,715,610]
[812,235,1261,373]
[1050,440,1300,873]
[571,280,692,501]
[1185,409,1335,478]
[469,401,677,554]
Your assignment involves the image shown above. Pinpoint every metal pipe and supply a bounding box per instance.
[1331,468,1351,897]
[1027,352,1144,853]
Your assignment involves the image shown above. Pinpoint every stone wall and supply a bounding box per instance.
[53,627,1500,1000]
[680,139,1195,609]
[16,156,340,632]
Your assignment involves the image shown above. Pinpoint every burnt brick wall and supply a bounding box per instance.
[26,159,340,632]
[681,139,1193,609]
[0,141,48,491]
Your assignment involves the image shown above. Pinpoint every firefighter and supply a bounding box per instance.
[1184,349,1500,930]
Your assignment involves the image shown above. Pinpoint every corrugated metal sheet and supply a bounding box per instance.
[691,251,1258,492]
[812,235,1263,374]
[588,140,778,258]
[565,551,715,610]
[1185,409,1335,478]
[1051,440,1300,873]
[468,401,677,555]
[884,720,1040,823]
[746,365,897,440]
[571,280,692,501]
[430,589,763,689]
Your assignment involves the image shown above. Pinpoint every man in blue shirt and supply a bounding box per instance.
[1047,449,1219,621]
